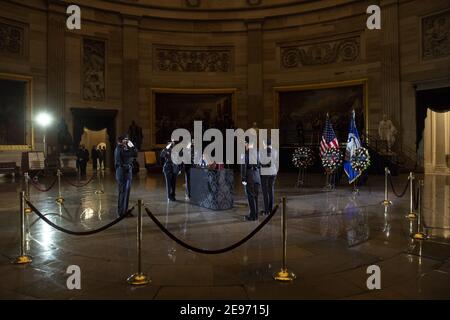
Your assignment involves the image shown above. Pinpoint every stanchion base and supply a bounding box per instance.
[380,200,392,207]
[55,197,64,204]
[273,268,296,282]
[406,212,417,220]
[94,190,105,195]
[127,273,151,286]
[24,207,32,214]
[412,232,427,240]
[13,255,32,265]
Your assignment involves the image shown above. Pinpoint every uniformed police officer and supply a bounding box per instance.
[183,140,194,200]
[241,136,261,221]
[161,140,179,201]
[114,135,137,217]
[259,138,278,216]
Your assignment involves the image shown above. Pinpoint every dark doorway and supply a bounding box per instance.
[0,79,27,146]
[71,108,117,169]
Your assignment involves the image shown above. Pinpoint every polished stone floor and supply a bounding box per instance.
[0,169,449,299]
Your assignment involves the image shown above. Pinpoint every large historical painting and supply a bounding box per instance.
[154,93,233,145]
[82,38,106,101]
[0,79,27,146]
[278,84,365,146]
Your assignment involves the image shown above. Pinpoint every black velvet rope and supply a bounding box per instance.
[388,174,410,198]
[26,200,134,236]
[144,204,279,255]
[61,174,96,188]
[28,213,74,229]
[29,177,58,192]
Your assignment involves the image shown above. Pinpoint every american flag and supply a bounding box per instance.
[320,114,339,157]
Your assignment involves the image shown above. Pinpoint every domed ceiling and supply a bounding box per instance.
[68,0,346,21]
[108,0,307,10]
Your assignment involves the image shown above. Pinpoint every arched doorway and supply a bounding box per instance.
[416,86,450,174]
[71,108,117,170]
[80,128,111,169]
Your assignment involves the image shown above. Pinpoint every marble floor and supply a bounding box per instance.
[0,169,449,300]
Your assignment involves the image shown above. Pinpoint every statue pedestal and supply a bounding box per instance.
[59,153,77,174]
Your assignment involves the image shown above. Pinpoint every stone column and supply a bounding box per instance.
[122,15,140,136]
[381,1,401,136]
[246,20,264,128]
[47,9,66,156]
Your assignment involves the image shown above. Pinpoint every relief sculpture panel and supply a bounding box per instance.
[281,36,360,69]
[0,22,24,56]
[83,38,106,101]
[422,10,450,60]
[154,46,232,73]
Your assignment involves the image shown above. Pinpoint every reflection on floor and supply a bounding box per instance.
[0,170,449,299]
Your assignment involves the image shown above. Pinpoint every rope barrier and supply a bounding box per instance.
[61,174,96,188]
[25,200,134,236]
[144,204,279,255]
[388,174,410,198]
[28,177,58,192]
[28,213,74,229]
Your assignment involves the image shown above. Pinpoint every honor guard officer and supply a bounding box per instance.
[114,135,137,217]
[259,138,278,216]
[161,140,180,201]
[241,136,261,221]
[183,139,194,200]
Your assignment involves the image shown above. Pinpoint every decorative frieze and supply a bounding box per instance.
[281,36,360,69]
[154,46,232,72]
[247,0,262,5]
[186,0,200,7]
[422,10,450,60]
[82,38,106,101]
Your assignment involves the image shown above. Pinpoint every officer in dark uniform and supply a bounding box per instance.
[76,145,89,177]
[114,135,137,217]
[183,140,194,200]
[259,138,278,216]
[160,140,179,201]
[241,136,261,221]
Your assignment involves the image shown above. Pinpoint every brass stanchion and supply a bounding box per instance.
[13,191,32,264]
[413,180,427,240]
[55,169,64,204]
[127,200,151,285]
[406,172,417,220]
[380,167,392,206]
[24,173,32,214]
[273,197,296,282]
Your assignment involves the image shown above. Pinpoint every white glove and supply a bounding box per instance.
[242,181,247,186]
[127,141,134,148]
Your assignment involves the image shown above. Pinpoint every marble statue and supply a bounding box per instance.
[57,118,74,153]
[378,114,397,153]
[128,120,143,150]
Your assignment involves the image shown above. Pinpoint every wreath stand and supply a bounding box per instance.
[323,172,336,191]
[352,177,359,195]
[296,167,307,188]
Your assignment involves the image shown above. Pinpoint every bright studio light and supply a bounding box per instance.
[35,112,53,128]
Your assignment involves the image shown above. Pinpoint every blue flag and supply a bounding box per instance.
[344,110,362,184]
